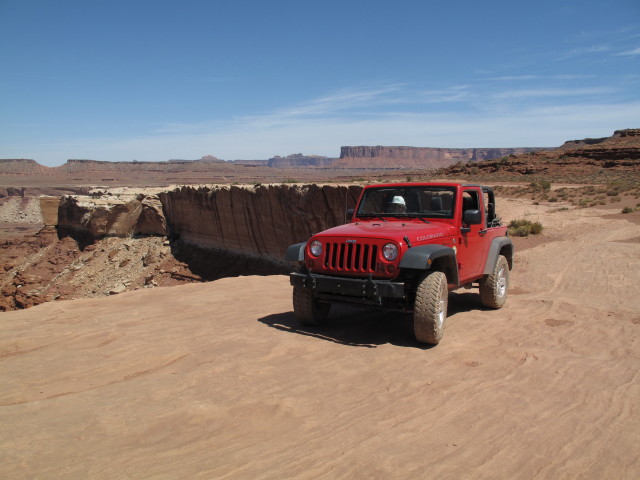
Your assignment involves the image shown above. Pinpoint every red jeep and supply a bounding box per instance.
[286,182,513,345]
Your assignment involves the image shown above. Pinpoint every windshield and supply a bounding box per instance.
[356,185,456,219]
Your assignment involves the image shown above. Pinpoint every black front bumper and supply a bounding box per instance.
[290,272,406,307]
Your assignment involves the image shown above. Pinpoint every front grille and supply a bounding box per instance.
[323,242,379,274]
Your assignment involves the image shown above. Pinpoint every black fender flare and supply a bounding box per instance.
[483,237,514,274]
[399,245,459,286]
[285,242,307,262]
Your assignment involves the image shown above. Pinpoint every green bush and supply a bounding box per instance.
[508,219,543,237]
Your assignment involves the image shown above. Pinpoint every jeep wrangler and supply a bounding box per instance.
[285,182,513,345]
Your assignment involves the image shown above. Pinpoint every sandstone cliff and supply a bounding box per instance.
[57,195,167,244]
[51,184,362,262]
[0,159,52,175]
[336,146,550,169]
[159,184,362,260]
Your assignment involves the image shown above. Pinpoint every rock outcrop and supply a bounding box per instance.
[57,195,167,244]
[336,146,550,169]
[159,184,362,260]
[39,196,61,227]
[0,159,52,175]
[50,184,361,263]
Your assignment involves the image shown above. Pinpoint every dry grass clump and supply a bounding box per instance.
[508,219,543,237]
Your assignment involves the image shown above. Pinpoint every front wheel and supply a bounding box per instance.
[414,271,449,345]
[479,255,509,309]
[292,285,330,326]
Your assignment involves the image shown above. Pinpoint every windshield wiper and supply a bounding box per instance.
[404,213,431,223]
[358,213,388,221]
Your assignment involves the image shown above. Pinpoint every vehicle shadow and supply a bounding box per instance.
[258,293,483,349]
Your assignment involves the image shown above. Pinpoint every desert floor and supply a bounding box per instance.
[1,198,639,479]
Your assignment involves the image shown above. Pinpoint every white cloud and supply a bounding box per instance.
[616,47,640,56]
[492,87,616,99]
[4,82,639,165]
[23,100,637,164]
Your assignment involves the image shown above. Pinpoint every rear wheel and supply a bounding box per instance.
[414,271,448,345]
[479,255,509,308]
[292,285,330,325]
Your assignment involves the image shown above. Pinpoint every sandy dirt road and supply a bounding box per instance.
[1,200,639,479]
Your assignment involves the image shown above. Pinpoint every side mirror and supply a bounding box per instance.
[463,209,482,225]
[346,208,354,223]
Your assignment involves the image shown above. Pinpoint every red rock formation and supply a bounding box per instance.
[57,195,167,243]
[39,196,61,227]
[336,146,551,169]
[0,159,52,176]
[159,184,362,260]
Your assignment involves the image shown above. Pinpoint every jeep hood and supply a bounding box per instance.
[312,221,457,244]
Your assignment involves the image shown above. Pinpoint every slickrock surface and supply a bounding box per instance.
[1,199,638,479]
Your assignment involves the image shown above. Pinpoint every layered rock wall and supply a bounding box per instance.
[159,184,362,260]
[51,185,362,261]
[39,196,61,227]
[337,146,550,168]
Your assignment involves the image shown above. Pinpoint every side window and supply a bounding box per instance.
[462,190,482,227]
[483,191,495,226]
[462,191,479,212]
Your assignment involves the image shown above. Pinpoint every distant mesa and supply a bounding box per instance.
[335,145,551,169]
[267,153,335,168]
[1,129,637,178]
[168,155,224,163]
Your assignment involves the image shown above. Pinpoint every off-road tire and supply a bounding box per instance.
[479,254,509,309]
[292,285,330,326]
[414,271,448,345]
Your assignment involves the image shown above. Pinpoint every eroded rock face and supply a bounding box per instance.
[159,184,363,260]
[57,195,167,242]
[337,146,550,168]
[39,196,61,226]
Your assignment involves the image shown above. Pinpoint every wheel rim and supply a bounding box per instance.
[437,294,446,328]
[497,267,507,298]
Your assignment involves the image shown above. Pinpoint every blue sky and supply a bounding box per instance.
[1,0,639,166]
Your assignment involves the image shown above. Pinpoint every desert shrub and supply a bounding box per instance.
[508,219,543,237]
[621,207,634,214]
[529,180,551,192]
[548,197,558,202]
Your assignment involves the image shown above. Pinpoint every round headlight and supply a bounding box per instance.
[382,243,398,261]
[310,240,323,257]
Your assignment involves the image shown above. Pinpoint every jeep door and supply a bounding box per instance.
[456,188,491,281]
